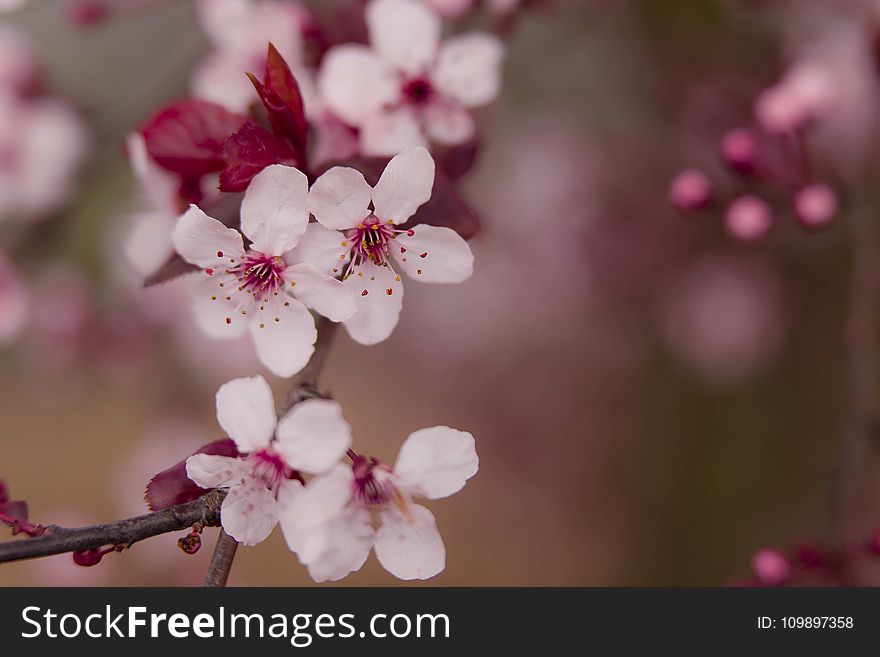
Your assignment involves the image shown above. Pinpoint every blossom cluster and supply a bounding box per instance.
[0,23,87,347]
[669,61,842,242]
[119,0,515,581]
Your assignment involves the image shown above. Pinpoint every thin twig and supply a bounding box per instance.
[203,315,340,586]
[0,489,225,564]
[203,529,239,587]
[831,205,880,583]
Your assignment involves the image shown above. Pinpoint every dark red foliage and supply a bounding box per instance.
[141,99,247,201]
[144,439,240,512]
[219,121,299,193]
[258,43,309,159]
[0,479,44,537]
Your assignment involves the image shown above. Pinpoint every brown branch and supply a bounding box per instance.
[0,489,225,564]
[203,315,340,586]
[203,529,238,587]
[831,205,880,582]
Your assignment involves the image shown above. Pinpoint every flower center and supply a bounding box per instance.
[401,77,434,106]
[248,449,292,490]
[228,251,286,299]
[346,215,400,270]
[352,457,396,505]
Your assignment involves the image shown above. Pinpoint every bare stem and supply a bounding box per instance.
[203,529,239,587]
[831,205,880,582]
[0,489,225,564]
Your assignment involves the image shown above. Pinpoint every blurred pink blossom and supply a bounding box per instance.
[318,0,504,155]
[793,182,837,229]
[724,195,773,242]
[754,62,835,134]
[669,168,712,211]
[0,25,39,94]
[192,0,308,114]
[0,93,88,222]
[660,255,785,385]
[752,548,791,587]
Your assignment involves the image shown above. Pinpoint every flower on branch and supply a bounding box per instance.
[319,0,505,156]
[173,164,356,377]
[291,147,474,344]
[280,425,478,581]
[186,375,352,546]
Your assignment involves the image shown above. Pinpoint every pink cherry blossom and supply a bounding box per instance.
[0,93,88,222]
[318,0,505,156]
[724,195,773,242]
[192,0,308,114]
[186,375,352,545]
[425,0,474,19]
[754,62,836,134]
[290,147,474,345]
[0,251,28,345]
[279,425,478,581]
[669,168,712,212]
[793,183,837,229]
[123,133,182,278]
[0,25,39,94]
[172,164,357,376]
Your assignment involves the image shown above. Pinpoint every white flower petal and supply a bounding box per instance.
[423,102,475,145]
[342,261,404,345]
[371,147,435,224]
[279,465,374,582]
[275,399,352,474]
[240,164,310,255]
[221,478,279,546]
[286,263,357,322]
[191,51,258,114]
[173,205,246,268]
[360,107,428,157]
[126,132,178,213]
[192,275,252,339]
[433,33,505,107]
[318,45,398,127]
[308,166,372,231]
[390,224,473,283]
[394,426,478,499]
[284,223,350,277]
[124,212,176,278]
[375,504,445,580]
[185,454,249,489]
[367,0,441,74]
[215,375,277,453]
[250,295,317,377]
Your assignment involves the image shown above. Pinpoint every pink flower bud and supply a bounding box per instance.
[793,183,837,229]
[725,195,773,242]
[72,548,106,567]
[720,128,758,173]
[752,548,791,586]
[669,168,712,211]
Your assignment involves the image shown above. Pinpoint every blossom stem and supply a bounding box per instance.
[0,489,225,565]
[203,529,238,587]
[830,204,880,583]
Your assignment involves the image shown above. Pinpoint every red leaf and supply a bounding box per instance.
[219,120,299,192]
[141,99,247,183]
[145,438,239,512]
[256,43,309,158]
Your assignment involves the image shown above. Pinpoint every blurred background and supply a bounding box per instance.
[2,0,880,586]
